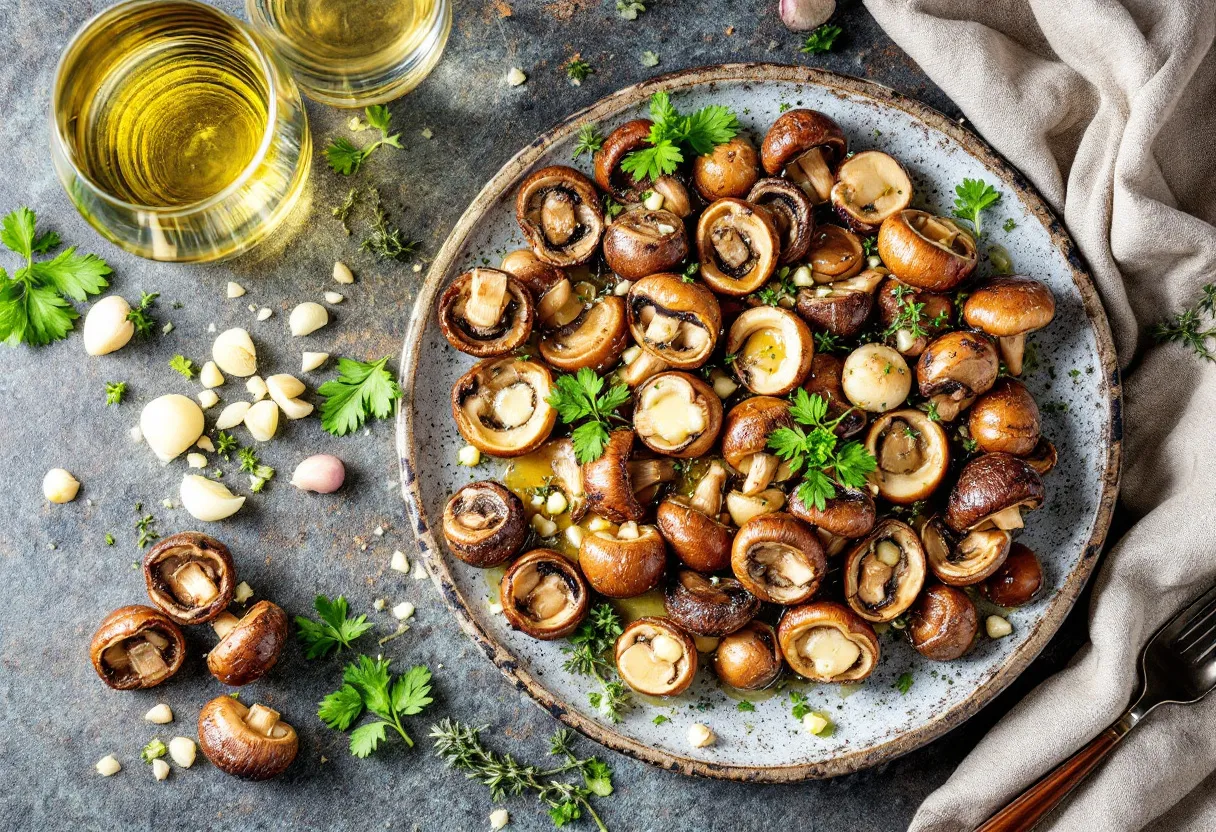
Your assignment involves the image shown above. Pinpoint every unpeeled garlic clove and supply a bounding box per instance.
[244,399,279,441]
[302,351,329,372]
[289,302,329,336]
[212,328,258,377]
[214,401,251,430]
[43,468,80,503]
[290,454,345,493]
[141,394,205,462]
[779,0,835,31]
[83,296,135,356]
[180,475,245,521]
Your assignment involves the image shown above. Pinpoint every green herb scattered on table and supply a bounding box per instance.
[562,603,632,722]
[361,191,419,262]
[801,24,843,55]
[572,125,604,160]
[296,594,373,659]
[0,207,111,347]
[768,389,877,511]
[617,0,646,20]
[318,356,403,437]
[952,178,1002,237]
[547,368,630,464]
[125,291,159,337]
[238,447,275,492]
[104,533,115,546]
[135,512,159,549]
[333,188,359,234]
[619,92,740,182]
[1003,218,1018,233]
[214,430,238,459]
[325,105,402,176]
[168,355,195,380]
[141,738,167,763]
[565,55,594,85]
[1153,283,1216,362]
[640,51,660,68]
[652,714,670,725]
[105,381,126,406]
[319,655,433,757]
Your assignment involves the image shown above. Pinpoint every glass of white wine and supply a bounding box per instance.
[245,0,452,108]
[50,0,311,263]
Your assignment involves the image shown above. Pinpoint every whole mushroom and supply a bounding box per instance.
[806,224,864,283]
[726,305,815,395]
[721,396,794,496]
[731,513,827,605]
[863,409,950,504]
[777,601,880,683]
[945,452,1045,533]
[907,584,979,661]
[920,514,1011,586]
[656,460,734,572]
[962,277,1056,376]
[795,268,885,338]
[633,372,723,458]
[143,532,236,625]
[843,519,927,622]
[452,357,557,458]
[198,696,298,780]
[877,210,977,291]
[500,549,590,639]
[90,605,186,690]
[696,199,781,296]
[830,151,912,234]
[761,109,848,204]
[981,542,1044,607]
[714,621,783,690]
[437,269,534,357]
[968,378,1041,456]
[693,136,761,201]
[582,430,677,522]
[614,618,698,696]
[663,570,760,637]
[442,481,528,567]
[746,178,815,264]
[579,520,667,598]
[602,208,689,279]
[593,119,654,202]
[207,600,289,686]
[916,331,1000,422]
[627,274,722,369]
[515,165,604,266]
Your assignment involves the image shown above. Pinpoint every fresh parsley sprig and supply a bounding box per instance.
[547,368,630,464]
[127,292,159,338]
[562,603,632,723]
[619,92,740,182]
[325,105,403,176]
[237,446,275,492]
[952,179,1001,237]
[768,389,877,511]
[1153,284,1216,363]
[319,655,433,756]
[572,124,604,160]
[105,381,126,406]
[565,55,593,85]
[800,24,843,54]
[318,356,402,436]
[168,355,195,379]
[296,594,373,659]
[0,207,111,347]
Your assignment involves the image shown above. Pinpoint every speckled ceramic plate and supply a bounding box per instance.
[397,64,1122,781]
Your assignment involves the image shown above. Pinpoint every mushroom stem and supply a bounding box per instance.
[627,459,677,493]
[170,561,219,604]
[212,611,240,640]
[618,349,669,387]
[644,314,681,344]
[790,146,835,203]
[1000,334,1026,376]
[465,270,510,329]
[741,452,779,496]
[689,462,728,517]
[985,505,1025,531]
[244,703,281,737]
[930,393,970,423]
[127,641,168,680]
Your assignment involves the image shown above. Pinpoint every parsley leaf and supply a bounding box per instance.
[789,691,813,720]
[318,683,364,731]
[105,381,126,406]
[894,672,914,695]
[295,594,373,659]
[547,367,630,463]
[652,714,670,725]
[769,388,877,511]
[325,106,402,175]
[321,655,433,756]
[168,355,195,379]
[952,178,1002,236]
[801,24,843,54]
[572,124,604,160]
[126,292,159,337]
[736,700,756,712]
[318,356,402,436]
[214,430,238,459]
[565,55,593,84]
[619,92,740,181]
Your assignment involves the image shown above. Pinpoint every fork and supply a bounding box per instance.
[976,582,1216,832]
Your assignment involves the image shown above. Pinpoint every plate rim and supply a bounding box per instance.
[396,62,1123,781]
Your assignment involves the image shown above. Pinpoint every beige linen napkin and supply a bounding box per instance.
[860,0,1216,829]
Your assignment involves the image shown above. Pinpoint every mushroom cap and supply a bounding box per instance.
[945,452,1045,533]
[726,305,815,396]
[907,584,978,661]
[876,278,953,356]
[90,605,186,690]
[829,151,913,234]
[614,617,698,696]
[968,378,1041,456]
[794,268,884,338]
[981,542,1043,607]
[713,621,783,690]
[863,408,951,504]
[746,177,815,264]
[807,224,864,283]
[801,352,866,439]
[695,198,781,296]
[579,523,667,598]
[877,210,977,291]
[500,248,566,300]
[693,136,761,201]
[451,356,557,458]
[776,600,880,683]
[143,531,236,625]
[626,273,722,369]
[720,396,793,468]
[500,549,590,639]
[921,515,1011,586]
[582,430,646,523]
[843,518,927,622]
[633,371,724,458]
[963,276,1056,337]
[731,512,827,604]
[760,109,847,175]
[538,294,630,373]
[515,165,604,267]
[437,269,535,357]
[656,496,734,572]
[787,487,876,539]
[917,330,1000,402]
[207,601,289,686]
[663,570,760,637]
[593,119,653,202]
[602,208,689,280]
[442,481,528,567]
[198,696,298,780]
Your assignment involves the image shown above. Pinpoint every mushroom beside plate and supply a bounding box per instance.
[398,65,1121,781]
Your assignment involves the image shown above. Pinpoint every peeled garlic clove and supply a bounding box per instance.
[197,390,219,409]
[266,373,305,400]
[244,399,279,441]
[280,396,314,420]
[43,468,81,503]
[200,361,225,388]
[289,302,329,336]
[145,704,173,724]
[151,758,170,781]
[302,351,329,372]
[141,394,205,462]
[290,454,345,493]
[214,401,251,430]
[186,452,207,468]
[226,281,246,299]
[180,475,245,521]
[324,291,344,304]
[212,328,258,377]
[83,296,135,356]
[334,261,354,284]
[246,375,268,401]
[96,755,121,776]
[168,737,196,768]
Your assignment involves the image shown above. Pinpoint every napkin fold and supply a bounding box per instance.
[860,1,1216,829]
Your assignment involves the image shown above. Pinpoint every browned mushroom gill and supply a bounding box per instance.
[442,481,527,567]
[843,520,926,622]
[143,532,235,625]
[864,409,950,504]
[760,109,848,205]
[90,605,186,690]
[500,550,589,639]
[777,601,879,682]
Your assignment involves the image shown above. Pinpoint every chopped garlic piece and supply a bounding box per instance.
[490,808,510,829]
[43,468,80,503]
[324,291,345,304]
[803,712,831,735]
[688,723,716,748]
[256,307,273,321]
[196,436,215,452]
[197,390,219,409]
[151,759,170,781]
[168,737,196,768]
[200,361,224,388]
[95,755,121,776]
[226,282,246,298]
[412,560,428,580]
[186,453,207,469]
[986,615,1013,638]
[302,351,329,372]
[373,598,386,611]
[507,66,527,86]
[391,550,410,573]
[392,601,415,620]
[333,262,354,284]
[233,581,254,604]
[457,445,481,467]
[144,704,173,724]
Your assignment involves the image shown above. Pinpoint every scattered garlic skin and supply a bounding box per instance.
[43,468,80,503]
[290,454,345,493]
[151,759,170,781]
[244,399,280,441]
[180,475,245,521]
[200,361,225,388]
[333,262,354,284]
[212,328,258,377]
[168,737,196,768]
[141,395,205,462]
[289,302,329,336]
[302,351,329,372]
[226,281,246,298]
[95,755,121,776]
[145,704,174,724]
[215,401,251,430]
[83,296,135,356]
[246,375,268,401]
[197,390,219,409]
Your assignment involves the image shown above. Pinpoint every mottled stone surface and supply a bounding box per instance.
[0,1,1089,830]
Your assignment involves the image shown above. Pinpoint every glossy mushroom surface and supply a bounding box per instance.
[633,371,723,458]
[981,542,1044,607]
[90,605,186,690]
[579,521,667,598]
[714,621,782,690]
[500,549,589,639]
[843,519,927,622]
[945,452,1045,533]
[916,331,1000,422]
[727,305,815,395]
[760,109,848,204]
[656,460,733,572]
[830,151,912,234]
[143,532,235,625]
[921,515,1011,586]
[795,268,884,338]
[198,697,298,780]
[877,210,977,291]
[582,430,676,522]
[777,601,879,682]
[696,198,781,296]
[907,584,978,661]
[663,570,760,637]
[614,617,698,696]
[627,274,722,369]
[721,396,793,496]
[515,165,604,266]
[437,268,534,357]
[452,357,556,457]
[863,409,950,504]
[841,343,912,414]
[747,178,814,264]
[969,378,1041,456]
[602,208,689,279]
[693,136,761,200]
[807,224,864,283]
[538,294,629,373]
[593,119,653,202]
[787,487,876,541]
[962,277,1056,376]
[731,513,827,604]
[207,600,289,686]
[442,481,528,567]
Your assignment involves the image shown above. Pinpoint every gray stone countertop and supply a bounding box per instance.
[0,1,1092,830]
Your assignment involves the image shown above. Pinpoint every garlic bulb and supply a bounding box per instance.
[212,328,258,377]
[83,296,135,356]
[180,475,245,521]
[141,395,205,462]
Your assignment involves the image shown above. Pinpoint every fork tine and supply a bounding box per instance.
[1178,615,1216,655]
[1191,638,1216,666]
[1173,589,1216,643]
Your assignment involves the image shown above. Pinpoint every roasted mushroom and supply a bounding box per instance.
[437,269,534,357]
[794,268,885,338]
[877,210,977,291]
[726,306,814,395]
[787,487,877,555]
[725,487,786,526]
[696,198,781,296]
[500,549,589,639]
[714,621,782,690]
[617,345,670,387]
[614,617,697,696]
[777,601,879,683]
[760,109,848,204]
[863,409,950,504]
[538,295,630,372]
[945,452,1045,533]
[1023,437,1058,475]
[207,601,289,686]
[876,278,953,357]
[143,532,235,625]
[731,513,827,604]
[198,696,298,780]
[807,224,864,283]
[500,249,583,330]
[968,378,1041,456]
[634,372,723,458]
[582,430,677,522]
[801,352,866,438]
[593,119,653,202]
[981,542,1043,607]
[650,176,694,218]
[830,151,912,234]
[602,209,689,279]
[843,519,927,622]
[921,514,1011,586]
[452,357,557,458]
[721,396,793,495]
[515,165,604,266]
[747,178,814,264]
[693,136,761,200]
[917,331,1000,422]
[90,605,186,690]
[962,277,1056,376]
[907,584,978,661]
[442,481,528,567]
[664,570,760,637]
[579,520,667,598]
[657,460,733,572]
[627,274,722,369]
[841,343,912,413]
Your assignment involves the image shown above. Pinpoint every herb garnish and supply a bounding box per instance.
[894,672,914,695]
[800,24,843,54]
[333,188,359,234]
[168,355,195,380]
[361,192,419,262]
[952,179,1001,237]
[736,700,756,713]
[318,356,403,436]
[572,125,604,160]
[814,331,845,354]
[1153,283,1216,362]
[0,207,111,347]
[565,55,593,85]
[214,430,238,459]
[319,655,433,756]
[768,389,877,511]
[141,739,167,763]
[880,283,929,341]
[652,714,670,725]
[126,292,160,337]
[619,92,740,182]
[238,446,275,492]
[1002,218,1018,233]
[296,594,373,659]
[325,105,402,176]
[562,603,632,722]
[752,266,795,307]
[547,368,630,464]
[789,691,813,720]
[135,512,159,549]
[105,381,126,406]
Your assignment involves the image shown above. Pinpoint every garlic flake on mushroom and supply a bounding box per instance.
[180,475,245,521]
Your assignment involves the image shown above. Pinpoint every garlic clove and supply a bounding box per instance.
[226,281,246,299]
[180,475,245,521]
[302,351,329,372]
[83,296,136,356]
[95,755,121,776]
[333,261,354,284]
[43,468,81,503]
[196,436,215,452]
[197,390,219,409]
[144,704,173,724]
[244,400,279,442]
[151,758,170,781]
[279,396,314,420]
[212,328,258,377]
[168,737,196,768]
[290,454,345,493]
[186,452,208,469]
[200,361,225,388]
[324,291,345,304]
[266,373,305,399]
[233,581,254,604]
[141,395,205,462]
[289,302,329,336]
[245,375,268,401]
[214,401,251,430]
